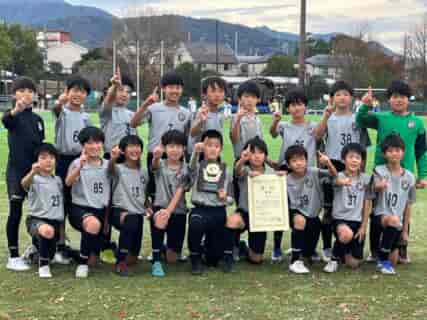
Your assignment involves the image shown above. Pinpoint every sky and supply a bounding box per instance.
[69,0,427,53]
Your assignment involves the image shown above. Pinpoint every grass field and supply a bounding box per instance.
[0,113,426,320]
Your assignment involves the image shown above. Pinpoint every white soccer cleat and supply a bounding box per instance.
[322,248,332,262]
[366,254,377,263]
[289,260,310,274]
[323,260,339,273]
[39,265,52,278]
[53,252,71,265]
[6,257,31,271]
[75,264,89,278]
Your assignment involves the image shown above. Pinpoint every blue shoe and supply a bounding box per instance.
[152,261,165,277]
[378,260,396,275]
[271,248,283,263]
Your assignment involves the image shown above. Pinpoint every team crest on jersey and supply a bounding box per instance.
[178,112,186,122]
[401,180,410,191]
[408,121,415,129]
[356,181,364,191]
[304,177,313,188]
[307,127,314,135]
[140,175,146,185]
[352,122,357,130]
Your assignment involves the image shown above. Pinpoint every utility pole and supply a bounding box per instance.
[216,20,219,73]
[298,0,307,87]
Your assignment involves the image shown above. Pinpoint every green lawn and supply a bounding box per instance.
[0,113,427,320]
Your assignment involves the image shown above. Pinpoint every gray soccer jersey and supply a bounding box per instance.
[55,107,91,155]
[276,121,318,166]
[153,159,191,214]
[237,165,275,212]
[231,114,263,159]
[69,158,111,209]
[332,172,371,222]
[27,175,64,221]
[287,168,331,218]
[140,103,192,152]
[112,164,148,215]
[99,105,137,153]
[190,160,233,207]
[372,165,416,222]
[325,113,360,160]
[188,111,225,153]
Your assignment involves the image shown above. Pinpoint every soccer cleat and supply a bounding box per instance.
[6,257,31,271]
[322,248,332,262]
[53,252,71,265]
[177,253,188,263]
[191,257,203,275]
[151,261,165,277]
[366,254,378,263]
[271,248,284,263]
[323,260,339,273]
[114,261,130,277]
[232,246,240,262]
[311,251,321,263]
[38,265,52,278]
[223,255,236,273]
[75,264,89,278]
[239,241,249,260]
[289,260,310,274]
[378,260,396,275]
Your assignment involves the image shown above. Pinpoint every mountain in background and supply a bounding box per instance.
[0,0,398,57]
[0,0,113,26]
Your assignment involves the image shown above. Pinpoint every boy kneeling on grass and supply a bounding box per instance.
[372,134,416,275]
[21,143,63,278]
[324,143,371,273]
[65,127,110,278]
[225,137,286,269]
[188,130,233,275]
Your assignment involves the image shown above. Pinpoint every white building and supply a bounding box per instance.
[174,42,239,76]
[45,42,88,74]
[237,54,274,77]
[305,54,344,80]
[37,30,88,74]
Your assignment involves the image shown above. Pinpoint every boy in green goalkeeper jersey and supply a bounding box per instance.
[356,80,427,263]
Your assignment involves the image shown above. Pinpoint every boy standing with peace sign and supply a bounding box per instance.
[52,75,92,263]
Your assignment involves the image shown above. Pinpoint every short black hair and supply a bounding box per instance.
[237,80,261,99]
[161,72,184,87]
[119,134,143,152]
[330,80,354,97]
[387,80,412,99]
[341,143,366,162]
[66,75,92,96]
[381,133,405,153]
[285,144,308,163]
[109,74,134,91]
[285,89,308,109]
[243,136,268,156]
[161,130,187,147]
[78,126,104,145]
[201,129,223,147]
[202,76,227,95]
[35,143,58,160]
[12,77,37,94]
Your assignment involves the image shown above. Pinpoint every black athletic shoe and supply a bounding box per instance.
[239,241,249,260]
[223,255,236,273]
[191,257,203,275]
